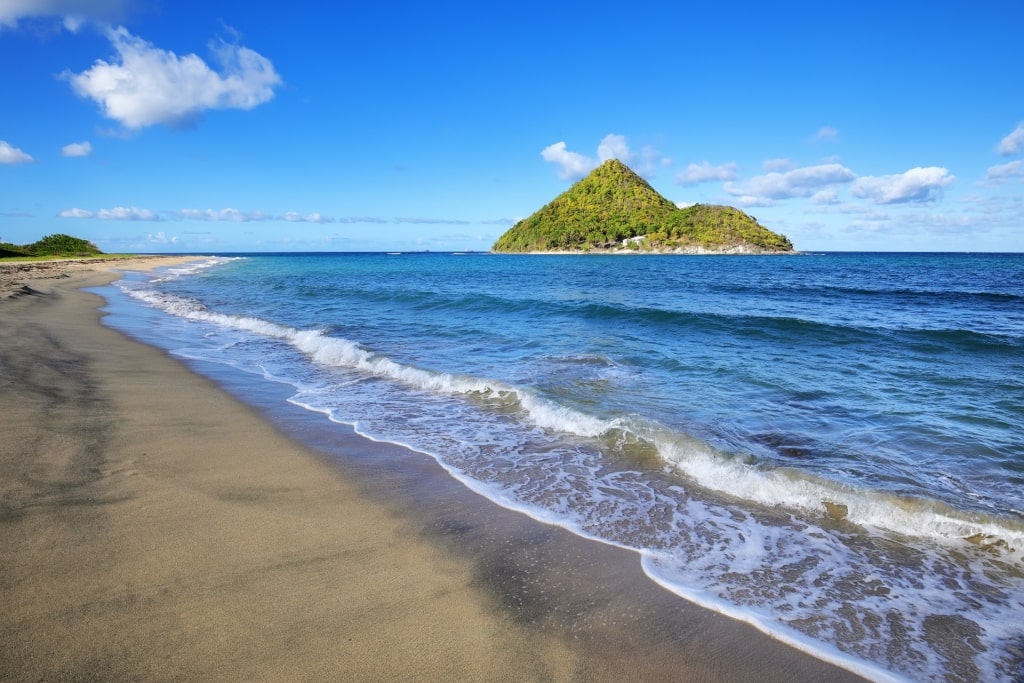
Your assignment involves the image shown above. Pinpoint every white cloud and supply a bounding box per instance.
[731,195,776,208]
[0,140,34,164]
[96,205,159,220]
[284,212,335,223]
[61,140,92,157]
[812,126,839,142]
[597,134,631,163]
[851,167,955,204]
[0,0,134,29]
[725,163,856,200]
[146,231,179,244]
[178,208,272,222]
[997,122,1024,156]
[59,207,93,218]
[982,160,1023,185]
[541,141,596,180]
[65,26,282,129]
[542,134,666,180]
[675,161,738,185]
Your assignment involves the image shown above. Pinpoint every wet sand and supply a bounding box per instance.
[0,259,864,681]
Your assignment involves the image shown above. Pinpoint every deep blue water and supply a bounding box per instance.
[103,252,1024,682]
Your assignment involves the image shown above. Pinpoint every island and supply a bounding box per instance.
[491,159,794,254]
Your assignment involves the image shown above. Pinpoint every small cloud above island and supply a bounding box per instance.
[542,135,669,180]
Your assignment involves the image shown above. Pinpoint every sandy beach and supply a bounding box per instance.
[0,258,863,681]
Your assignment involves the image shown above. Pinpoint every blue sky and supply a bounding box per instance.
[1,1,1022,253]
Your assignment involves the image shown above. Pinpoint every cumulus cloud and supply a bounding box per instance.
[283,212,335,223]
[675,161,738,185]
[0,0,134,29]
[61,140,92,157]
[542,134,666,180]
[997,122,1024,156]
[96,205,159,220]
[60,205,159,219]
[178,208,272,222]
[725,163,856,200]
[541,141,596,180]
[851,167,955,204]
[59,207,93,218]
[0,140,34,164]
[982,160,1023,185]
[64,26,282,129]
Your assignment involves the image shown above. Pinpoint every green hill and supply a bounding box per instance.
[0,234,103,258]
[492,159,793,253]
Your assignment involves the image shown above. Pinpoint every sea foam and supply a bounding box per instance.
[121,281,1024,557]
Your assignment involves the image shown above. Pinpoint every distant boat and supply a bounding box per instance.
[386,252,402,255]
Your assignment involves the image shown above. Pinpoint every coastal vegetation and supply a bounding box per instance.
[492,159,793,253]
[0,233,103,258]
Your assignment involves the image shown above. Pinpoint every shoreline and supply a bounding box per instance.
[0,262,864,681]
[0,255,200,299]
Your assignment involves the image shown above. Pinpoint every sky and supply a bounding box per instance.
[1,1,1023,253]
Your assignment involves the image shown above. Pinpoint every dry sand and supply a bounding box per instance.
[0,258,864,681]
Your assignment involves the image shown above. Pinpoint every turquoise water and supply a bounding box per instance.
[104,252,1024,681]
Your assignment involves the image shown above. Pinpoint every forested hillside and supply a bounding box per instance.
[492,159,793,253]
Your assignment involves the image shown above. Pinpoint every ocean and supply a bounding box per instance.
[99,252,1024,681]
